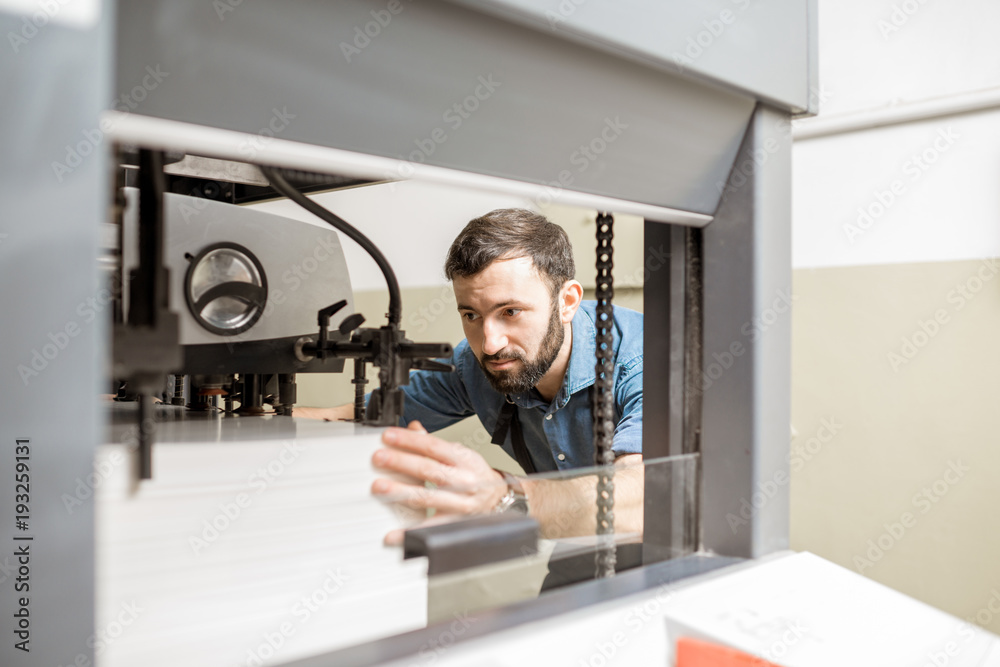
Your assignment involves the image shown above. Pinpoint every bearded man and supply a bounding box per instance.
[297,208,644,545]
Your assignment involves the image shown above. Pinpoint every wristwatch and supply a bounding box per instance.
[493,470,529,515]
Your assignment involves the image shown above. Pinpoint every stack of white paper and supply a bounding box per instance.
[95,412,428,667]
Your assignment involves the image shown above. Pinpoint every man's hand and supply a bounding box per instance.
[371,421,508,533]
[370,424,646,546]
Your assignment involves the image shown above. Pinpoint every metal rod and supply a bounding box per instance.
[240,374,264,414]
[353,360,368,422]
[130,149,168,327]
[138,394,153,480]
[278,374,296,416]
[171,375,185,406]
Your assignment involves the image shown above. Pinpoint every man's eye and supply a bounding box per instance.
[504,308,521,317]
[462,312,479,322]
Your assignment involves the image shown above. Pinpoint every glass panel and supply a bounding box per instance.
[375,453,699,623]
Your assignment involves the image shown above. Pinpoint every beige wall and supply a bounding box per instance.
[791,258,1000,632]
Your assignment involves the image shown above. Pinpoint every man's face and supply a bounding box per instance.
[453,257,565,395]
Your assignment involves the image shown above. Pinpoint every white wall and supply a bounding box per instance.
[793,0,1000,270]
[815,0,1000,118]
[251,180,534,291]
[793,108,1000,268]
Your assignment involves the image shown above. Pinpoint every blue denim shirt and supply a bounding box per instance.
[399,301,643,473]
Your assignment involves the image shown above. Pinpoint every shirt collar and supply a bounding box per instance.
[562,305,597,401]
[506,306,596,410]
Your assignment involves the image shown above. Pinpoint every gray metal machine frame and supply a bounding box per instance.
[0,1,811,664]
[0,4,111,667]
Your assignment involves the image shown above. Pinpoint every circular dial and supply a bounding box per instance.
[184,242,267,336]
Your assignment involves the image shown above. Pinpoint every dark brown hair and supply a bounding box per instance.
[444,209,575,296]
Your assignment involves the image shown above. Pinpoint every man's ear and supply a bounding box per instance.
[559,280,584,323]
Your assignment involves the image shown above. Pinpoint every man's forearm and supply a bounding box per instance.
[520,455,644,539]
[292,404,355,421]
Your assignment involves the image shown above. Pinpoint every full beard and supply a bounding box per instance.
[477,302,565,396]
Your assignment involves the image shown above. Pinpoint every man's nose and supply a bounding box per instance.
[482,320,508,356]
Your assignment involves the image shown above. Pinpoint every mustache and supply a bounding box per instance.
[481,350,525,364]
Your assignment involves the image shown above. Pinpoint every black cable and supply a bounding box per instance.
[259,166,402,327]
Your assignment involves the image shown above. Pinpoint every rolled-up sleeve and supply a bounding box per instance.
[399,342,477,432]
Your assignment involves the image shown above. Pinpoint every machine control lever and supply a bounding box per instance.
[298,319,453,425]
[316,300,348,359]
[339,313,366,335]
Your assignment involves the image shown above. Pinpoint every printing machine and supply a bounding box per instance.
[7,1,1000,665]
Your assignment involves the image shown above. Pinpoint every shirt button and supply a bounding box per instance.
[545,414,553,420]
[557,453,566,461]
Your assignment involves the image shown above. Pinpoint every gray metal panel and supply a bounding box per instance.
[115,0,754,215]
[642,223,692,563]
[0,2,110,665]
[807,0,820,115]
[452,0,813,112]
[700,105,792,557]
[121,191,355,345]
